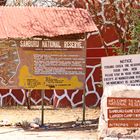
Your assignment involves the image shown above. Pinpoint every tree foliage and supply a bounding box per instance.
[112,4,140,55]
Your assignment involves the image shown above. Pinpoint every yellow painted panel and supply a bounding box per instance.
[18,65,83,89]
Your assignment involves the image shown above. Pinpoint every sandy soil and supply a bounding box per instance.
[0,106,100,124]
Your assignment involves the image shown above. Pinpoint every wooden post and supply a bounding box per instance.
[25,89,31,110]
[41,90,45,126]
[82,33,87,123]
[82,91,86,122]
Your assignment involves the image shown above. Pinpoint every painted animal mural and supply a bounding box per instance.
[0,0,139,107]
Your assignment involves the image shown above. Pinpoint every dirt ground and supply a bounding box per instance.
[0,106,100,140]
[0,106,100,124]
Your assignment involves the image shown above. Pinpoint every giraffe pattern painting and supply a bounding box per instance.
[0,0,139,107]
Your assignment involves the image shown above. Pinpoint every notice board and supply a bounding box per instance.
[101,54,140,87]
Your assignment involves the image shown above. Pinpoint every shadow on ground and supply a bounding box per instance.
[22,118,99,132]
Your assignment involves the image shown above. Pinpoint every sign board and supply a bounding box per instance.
[98,86,140,139]
[0,40,86,89]
[107,97,140,128]
[101,54,140,87]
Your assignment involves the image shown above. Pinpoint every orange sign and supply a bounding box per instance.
[107,97,140,128]
[107,97,140,108]
[108,108,140,119]
[108,120,140,128]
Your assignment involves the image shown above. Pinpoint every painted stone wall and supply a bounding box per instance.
[0,0,138,107]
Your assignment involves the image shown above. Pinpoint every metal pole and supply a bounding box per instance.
[41,90,45,126]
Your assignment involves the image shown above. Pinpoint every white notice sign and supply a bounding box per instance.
[101,54,140,87]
